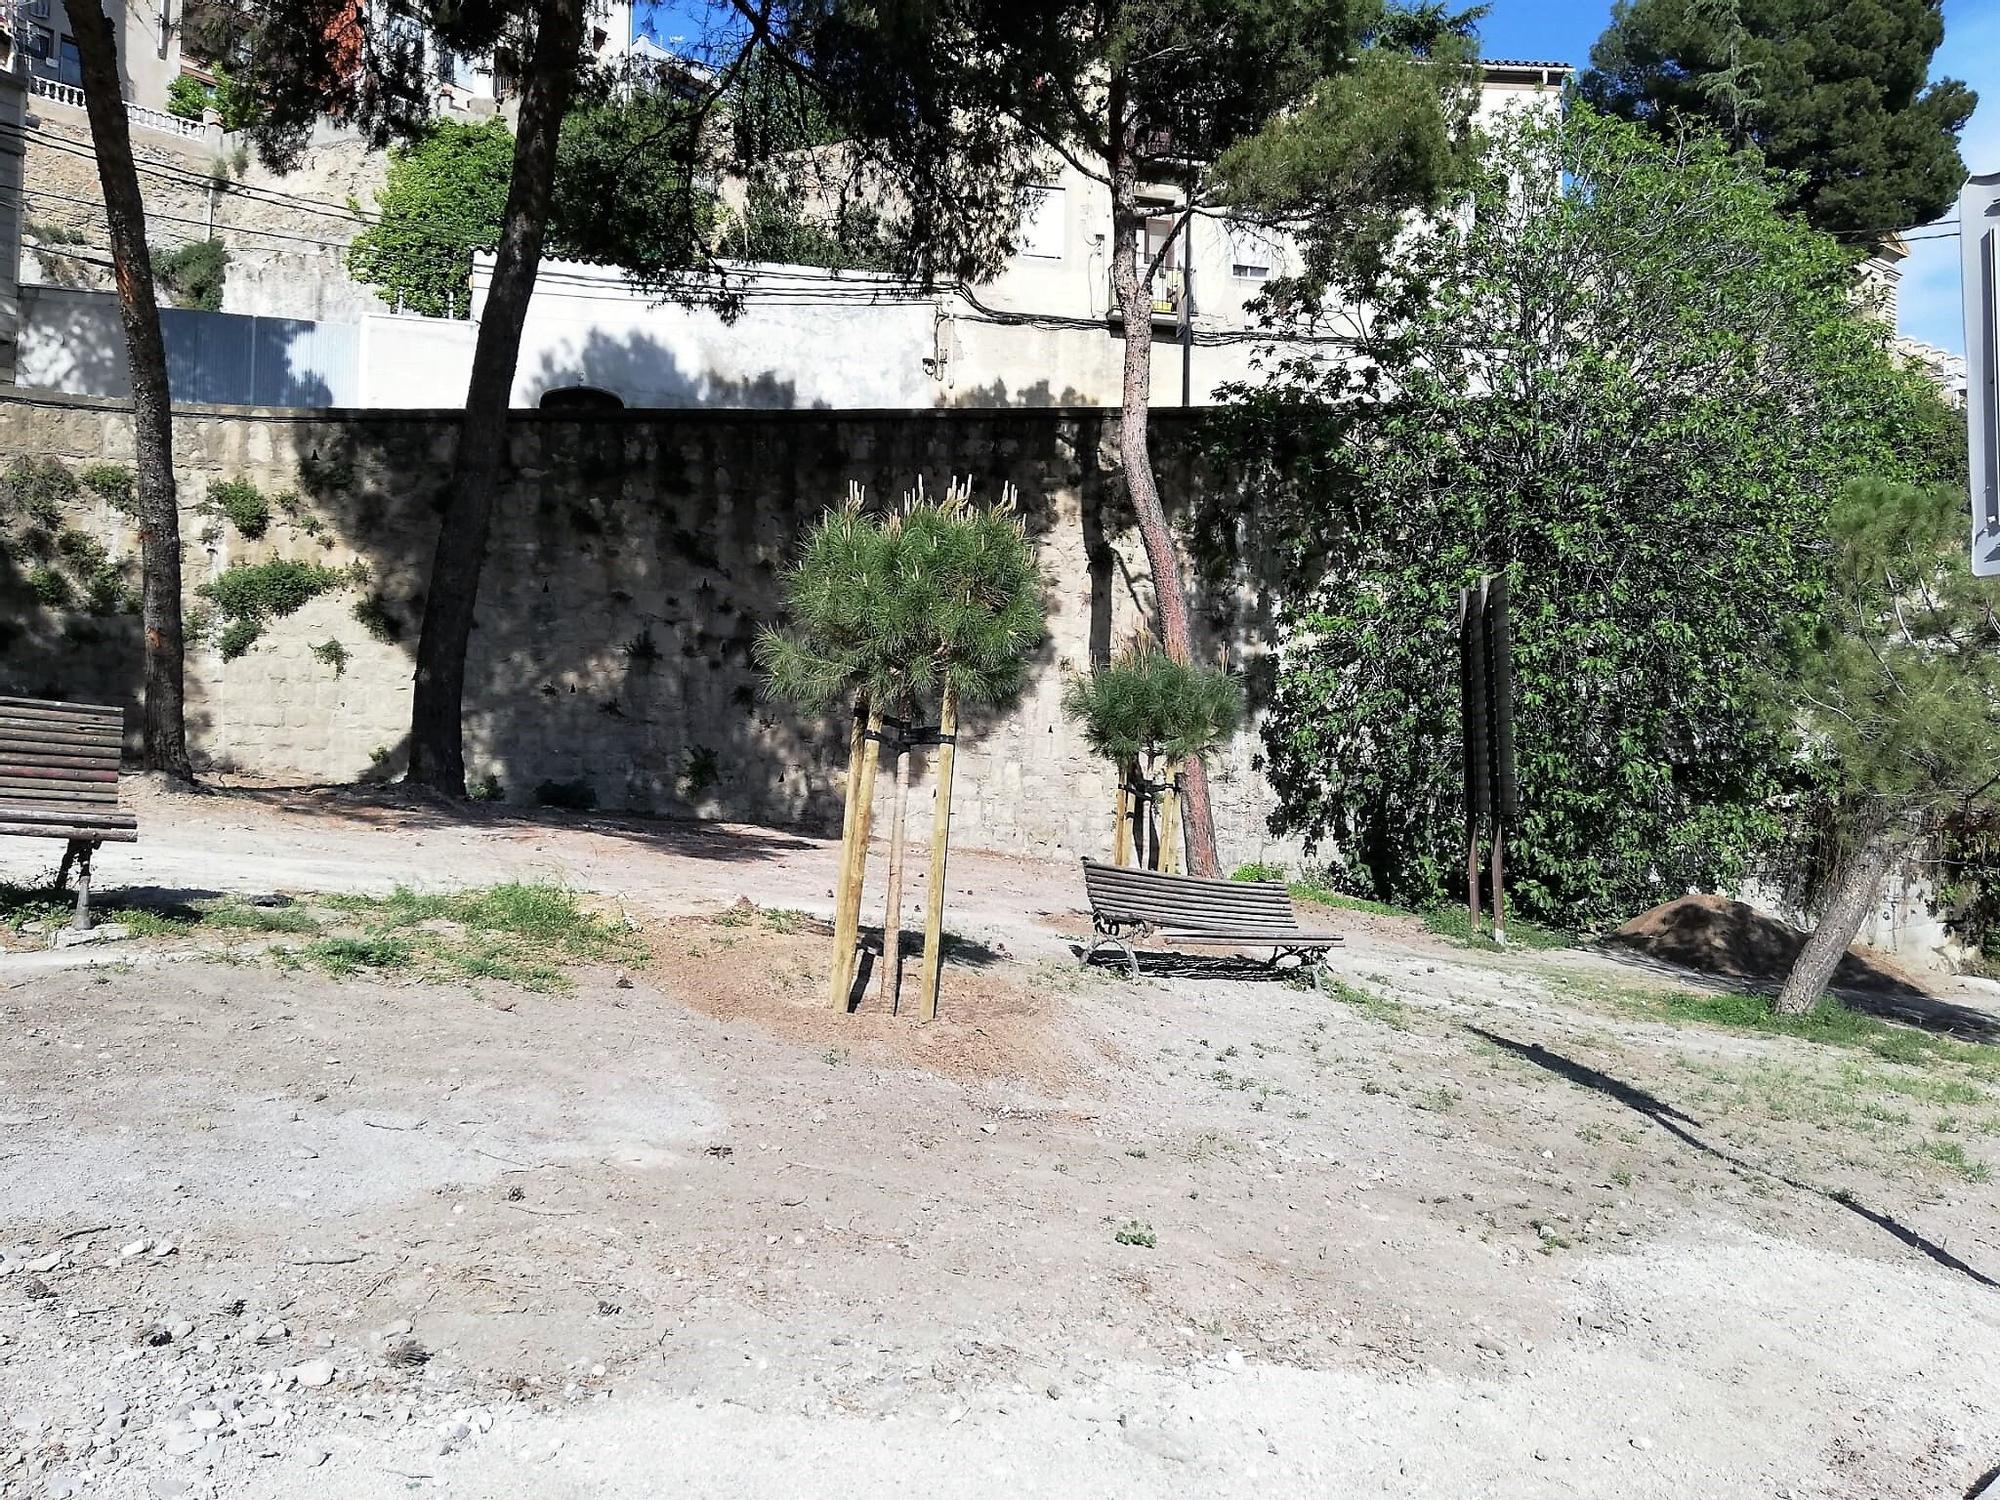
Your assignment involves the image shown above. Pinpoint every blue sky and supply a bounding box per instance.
[636,0,1997,353]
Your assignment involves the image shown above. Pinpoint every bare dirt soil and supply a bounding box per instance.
[3,784,1998,1500]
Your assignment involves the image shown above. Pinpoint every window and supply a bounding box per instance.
[1017,186,1065,261]
[1228,223,1276,281]
[26,24,52,59]
[27,0,50,16]
[57,36,82,86]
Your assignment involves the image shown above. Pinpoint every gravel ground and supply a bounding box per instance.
[2,786,1997,1499]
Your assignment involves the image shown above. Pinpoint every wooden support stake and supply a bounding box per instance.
[917,685,959,1022]
[1490,822,1507,947]
[1160,761,1183,876]
[1466,825,1482,941]
[827,700,869,1011]
[1113,758,1133,868]
[831,706,883,1010]
[877,727,912,1011]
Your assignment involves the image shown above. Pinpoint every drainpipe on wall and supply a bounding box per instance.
[0,33,25,386]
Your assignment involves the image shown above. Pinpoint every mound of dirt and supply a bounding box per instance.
[1607,893,1922,994]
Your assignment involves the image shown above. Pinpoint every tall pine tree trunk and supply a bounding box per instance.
[68,0,191,782]
[406,0,588,795]
[1774,817,1910,1015]
[1106,96,1220,877]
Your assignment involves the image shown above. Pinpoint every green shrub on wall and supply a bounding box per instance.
[208,478,271,539]
[1,458,139,619]
[199,559,353,661]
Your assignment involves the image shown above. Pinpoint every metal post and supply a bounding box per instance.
[69,842,94,932]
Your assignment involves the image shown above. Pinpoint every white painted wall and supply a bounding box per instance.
[474,257,940,409]
[356,313,476,407]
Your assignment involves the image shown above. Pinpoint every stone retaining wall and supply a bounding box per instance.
[0,389,1294,866]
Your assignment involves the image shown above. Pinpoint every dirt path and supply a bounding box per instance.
[1,791,1997,1499]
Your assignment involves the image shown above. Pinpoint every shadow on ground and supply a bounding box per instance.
[1469,1025,1999,1290]
[1069,941,1311,983]
[204,783,822,864]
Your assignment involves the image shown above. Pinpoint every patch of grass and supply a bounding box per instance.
[1420,903,1574,950]
[1321,977,1411,1031]
[1113,1220,1156,1249]
[5,879,637,993]
[1621,984,2000,1079]
[198,900,322,934]
[295,934,414,976]
[1911,1139,1992,1182]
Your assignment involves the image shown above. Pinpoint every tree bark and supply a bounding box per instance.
[1774,819,1910,1015]
[405,0,589,795]
[1106,85,1221,876]
[67,0,192,783]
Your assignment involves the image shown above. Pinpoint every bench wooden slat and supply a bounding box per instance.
[0,824,139,843]
[0,700,123,725]
[1159,931,1343,946]
[0,743,123,765]
[0,749,124,773]
[0,783,118,803]
[0,767,119,786]
[0,720,124,743]
[0,806,138,829]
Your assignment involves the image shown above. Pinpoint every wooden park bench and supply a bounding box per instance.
[1079,858,1343,978]
[0,696,136,931]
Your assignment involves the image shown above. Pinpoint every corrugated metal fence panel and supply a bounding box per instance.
[160,310,358,407]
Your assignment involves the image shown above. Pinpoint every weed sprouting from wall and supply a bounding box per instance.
[200,559,357,661]
[310,639,350,676]
[207,478,271,540]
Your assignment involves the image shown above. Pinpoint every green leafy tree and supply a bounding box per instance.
[1581,0,1977,237]
[153,238,231,312]
[1773,481,2000,1012]
[975,0,1481,877]
[346,120,516,318]
[1207,105,1960,931]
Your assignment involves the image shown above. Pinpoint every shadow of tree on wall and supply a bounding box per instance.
[270,398,1245,834]
[1,377,1268,845]
[524,326,827,412]
[0,426,218,759]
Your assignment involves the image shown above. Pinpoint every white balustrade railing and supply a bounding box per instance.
[28,73,214,142]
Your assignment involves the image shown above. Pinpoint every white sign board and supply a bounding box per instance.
[1965,172,2000,576]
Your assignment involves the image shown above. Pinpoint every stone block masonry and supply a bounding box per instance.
[0,390,1296,867]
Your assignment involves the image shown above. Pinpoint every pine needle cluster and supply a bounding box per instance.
[757,479,1048,715]
[1061,641,1244,763]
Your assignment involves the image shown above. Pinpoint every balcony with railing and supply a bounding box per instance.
[1105,267,1186,329]
[25,71,217,142]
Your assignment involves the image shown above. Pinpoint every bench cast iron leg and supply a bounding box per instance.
[1083,934,1140,981]
[67,841,95,932]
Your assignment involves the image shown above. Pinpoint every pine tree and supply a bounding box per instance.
[759,482,1046,1016]
[1582,0,1977,237]
[1774,480,2000,1013]
[66,0,193,781]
